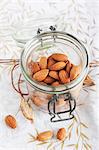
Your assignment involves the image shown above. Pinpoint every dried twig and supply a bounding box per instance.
[83,75,95,86]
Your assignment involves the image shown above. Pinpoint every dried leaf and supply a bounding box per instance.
[77,103,85,106]
[81,122,88,128]
[89,60,99,67]
[61,141,64,150]
[75,144,78,150]
[68,123,73,131]
[84,144,89,150]
[66,144,75,147]
[69,131,71,140]
[15,108,20,116]
[37,141,48,145]
[47,142,53,150]
[76,127,79,136]
[74,117,78,122]
[20,98,34,121]
[81,133,89,140]
[83,75,95,86]
[86,143,92,149]
[28,133,36,140]
[35,128,39,135]
[28,140,36,143]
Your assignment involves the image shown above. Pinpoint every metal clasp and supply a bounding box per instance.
[49,25,57,42]
[37,25,57,47]
[48,92,76,122]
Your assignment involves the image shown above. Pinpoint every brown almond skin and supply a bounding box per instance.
[51,81,60,86]
[49,71,59,80]
[39,57,47,69]
[51,53,68,62]
[28,61,40,74]
[31,96,43,107]
[37,131,53,141]
[70,65,81,81]
[47,56,56,69]
[44,76,55,84]
[49,62,66,71]
[59,70,70,84]
[57,128,66,141]
[40,82,47,85]
[56,98,66,107]
[66,61,72,74]
[33,69,49,82]
[5,115,17,129]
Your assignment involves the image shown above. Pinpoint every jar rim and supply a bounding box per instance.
[20,31,89,94]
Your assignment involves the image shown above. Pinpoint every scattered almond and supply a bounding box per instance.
[37,131,53,141]
[49,62,66,71]
[49,71,59,80]
[57,128,66,141]
[44,76,55,84]
[70,65,81,81]
[33,69,49,81]
[5,115,17,129]
[39,57,47,69]
[51,53,68,62]
[59,70,70,84]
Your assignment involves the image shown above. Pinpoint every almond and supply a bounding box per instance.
[44,76,55,84]
[66,61,72,74]
[37,131,53,141]
[39,57,47,69]
[56,98,66,107]
[51,81,60,86]
[70,65,81,81]
[51,53,68,62]
[49,62,66,71]
[31,96,43,107]
[47,94,53,100]
[49,71,59,80]
[28,61,40,74]
[59,70,70,84]
[5,115,17,129]
[57,128,66,141]
[47,57,56,69]
[33,69,49,81]
[40,82,47,85]
[33,91,49,99]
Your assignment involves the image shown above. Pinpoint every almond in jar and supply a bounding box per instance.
[21,31,89,121]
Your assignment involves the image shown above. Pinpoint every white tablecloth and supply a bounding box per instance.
[0,0,99,150]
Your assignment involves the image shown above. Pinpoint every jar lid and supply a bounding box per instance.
[13,18,56,45]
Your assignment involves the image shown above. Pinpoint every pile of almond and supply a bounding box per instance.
[28,53,81,86]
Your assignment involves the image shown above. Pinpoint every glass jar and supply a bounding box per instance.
[20,30,89,122]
